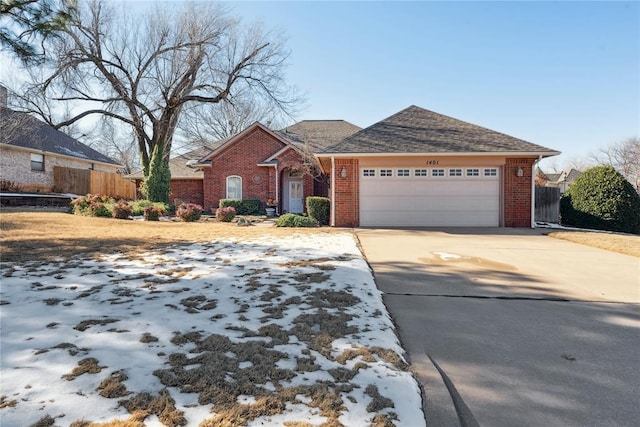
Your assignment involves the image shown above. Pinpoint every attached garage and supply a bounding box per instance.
[315,105,560,228]
[359,166,500,227]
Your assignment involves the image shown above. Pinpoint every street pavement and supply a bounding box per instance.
[356,228,640,426]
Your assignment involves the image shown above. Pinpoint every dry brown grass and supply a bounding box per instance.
[0,211,340,263]
[549,231,640,257]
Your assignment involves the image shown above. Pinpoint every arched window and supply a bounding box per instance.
[226,175,242,199]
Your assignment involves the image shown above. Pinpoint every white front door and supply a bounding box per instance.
[289,181,304,213]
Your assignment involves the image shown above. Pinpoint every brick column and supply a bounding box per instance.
[504,158,535,227]
[333,158,359,227]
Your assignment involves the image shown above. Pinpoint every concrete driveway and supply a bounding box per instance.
[356,228,640,427]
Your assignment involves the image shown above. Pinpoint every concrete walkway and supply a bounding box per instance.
[356,228,640,426]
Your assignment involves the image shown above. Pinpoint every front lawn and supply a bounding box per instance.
[0,212,425,426]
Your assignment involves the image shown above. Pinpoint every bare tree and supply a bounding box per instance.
[590,137,640,191]
[179,90,286,145]
[12,0,301,202]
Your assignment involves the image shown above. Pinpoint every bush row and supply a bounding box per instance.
[70,195,210,222]
[219,198,261,215]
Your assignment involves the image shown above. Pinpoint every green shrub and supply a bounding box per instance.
[560,165,640,234]
[215,206,236,222]
[275,213,318,227]
[111,199,133,219]
[176,203,203,222]
[219,199,261,215]
[306,196,330,225]
[130,200,168,216]
[70,194,114,216]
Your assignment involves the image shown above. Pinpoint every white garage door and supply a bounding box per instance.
[360,167,500,227]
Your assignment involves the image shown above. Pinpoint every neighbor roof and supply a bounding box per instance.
[125,146,212,180]
[0,107,119,165]
[277,120,361,152]
[320,105,558,155]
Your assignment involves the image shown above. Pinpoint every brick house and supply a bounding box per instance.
[315,105,560,228]
[0,104,120,193]
[128,120,361,213]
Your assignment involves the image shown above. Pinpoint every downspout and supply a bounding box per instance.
[331,156,336,227]
[531,155,542,228]
[274,164,279,215]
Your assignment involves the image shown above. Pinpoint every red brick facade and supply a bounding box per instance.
[333,158,359,227]
[201,126,319,213]
[170,179,204,207]
[503,157,535,227]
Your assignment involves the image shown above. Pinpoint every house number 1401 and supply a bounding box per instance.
[426,160,439,165]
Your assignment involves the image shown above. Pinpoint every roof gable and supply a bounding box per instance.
[1,107,119,165]
[201,122,289,162]
[321,105,558,155]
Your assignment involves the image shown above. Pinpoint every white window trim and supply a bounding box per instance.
[432,168,445,177]
[483,168,498,177]
[30,153,44,172]
[414,169,428,177]
[380,169,393,177]
[362,169,376,177]
[397,169,410,177]
[226,175,242,199]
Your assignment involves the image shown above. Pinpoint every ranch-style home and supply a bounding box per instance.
[316,105,559,228]
[127,120,362,213]
[130,105,558,228]
[0,103,121,193]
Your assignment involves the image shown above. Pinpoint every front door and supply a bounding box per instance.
[289,181,303,213]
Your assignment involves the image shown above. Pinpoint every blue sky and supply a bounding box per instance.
[1,1,637,170]
[227,0,639,170]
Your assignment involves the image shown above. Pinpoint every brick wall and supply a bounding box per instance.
[333,158,359,227]
[504,158,535,227]
[203,127,286,211]
[170,179,204,207]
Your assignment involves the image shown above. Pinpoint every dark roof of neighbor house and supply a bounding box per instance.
[125,146,212,180]
[543,168,582,184]
[277,120,362,153]
[0,107,119,165]
[320,105,558,155]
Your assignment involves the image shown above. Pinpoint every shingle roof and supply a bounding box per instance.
[277,120,361,153]
[320,105,557,155]
[126,146,212,179]
[0,107,119,165]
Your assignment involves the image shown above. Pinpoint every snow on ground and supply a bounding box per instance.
[0,233,425,426]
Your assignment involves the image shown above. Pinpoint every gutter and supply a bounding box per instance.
[531,155,542,228]
[315,151,561,159]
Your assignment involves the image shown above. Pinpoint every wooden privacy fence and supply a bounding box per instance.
[535,186,561,223]
[54,166,136,199]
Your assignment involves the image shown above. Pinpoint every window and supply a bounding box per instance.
[414,169,428,176]
[432,169,445,177]
[449,168,462,177]
[226,176,242,199]
[466,168,480,177]
[380,169,393,177]
[484,168,498,177]
[30,153,44,171]
[363,169,375,177]
[397,169,410,177]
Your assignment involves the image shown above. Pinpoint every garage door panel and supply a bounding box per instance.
[360,168,500,227]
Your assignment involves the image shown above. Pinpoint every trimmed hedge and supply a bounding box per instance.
[560,165,640,234]
[306,196,330,225]
[176,203,203,222]
[215,206,236,222]
[219,199,261,215]
[275,213,318,227]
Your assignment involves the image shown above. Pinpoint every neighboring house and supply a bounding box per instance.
[315,105,560,228]
[538,168,582,194]
[127,120,361,212]
[0,105,120,193]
